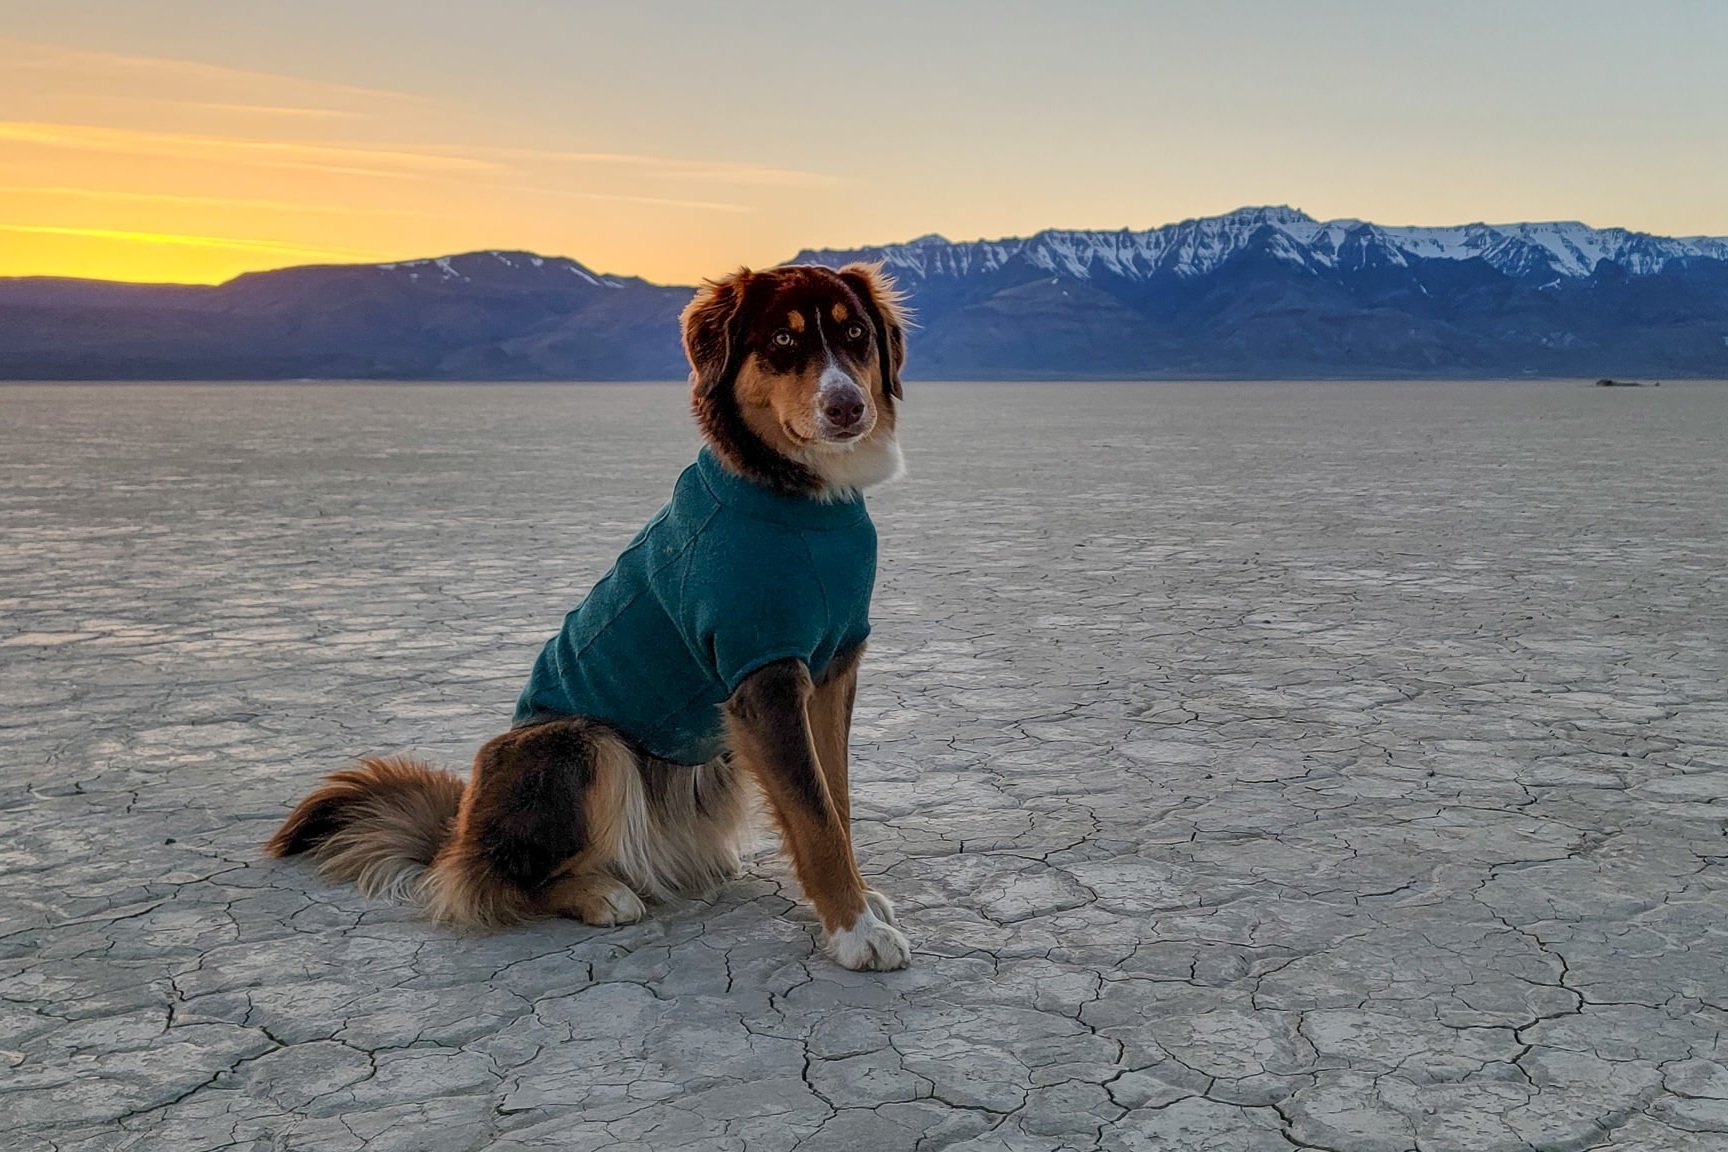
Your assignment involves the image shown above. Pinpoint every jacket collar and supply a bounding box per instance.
[694,448,869,530]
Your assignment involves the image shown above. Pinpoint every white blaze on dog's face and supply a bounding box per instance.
[684,263,909,498]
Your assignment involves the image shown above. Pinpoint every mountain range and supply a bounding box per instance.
[5,206,1727,380]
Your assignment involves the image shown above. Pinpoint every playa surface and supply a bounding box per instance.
[3,380,1725,1151]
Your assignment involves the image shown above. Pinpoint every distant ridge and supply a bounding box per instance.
[793,205,1728,282]
[5,207,1728,380]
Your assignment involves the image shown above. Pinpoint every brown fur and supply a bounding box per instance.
[265,755,465,900]
[809,644,864,828]
[723,659,867,933]
[269,264,910,968]
[271,721,749,929]
[837,264,908,401]
[685,263,908,496]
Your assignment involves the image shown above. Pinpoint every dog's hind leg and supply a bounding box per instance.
[537,869,646,926]
[421,717,643,928]
[621,755,753,901]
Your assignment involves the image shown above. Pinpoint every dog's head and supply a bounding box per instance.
[683,263,909,498]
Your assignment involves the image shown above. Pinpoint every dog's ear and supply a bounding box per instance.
[682,268,755,398]
[839,262,909,400]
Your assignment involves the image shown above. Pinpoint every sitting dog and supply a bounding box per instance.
[267,263,913,971]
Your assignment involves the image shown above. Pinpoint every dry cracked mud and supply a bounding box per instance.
[2,380,1725,1151]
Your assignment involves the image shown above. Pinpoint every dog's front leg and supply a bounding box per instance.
[726,658,910,971]
[808,644,899,932]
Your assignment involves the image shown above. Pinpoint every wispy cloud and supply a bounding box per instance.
[2,39,841,195]
[0,121,500,179]
[0,38,433,111]
[475,145,844,189]
[501,184,754,214]
[571,190,754,213]
[0,223,379,261]
[0,184,442,219]
[151,100,368,121]
[0,121,839,196]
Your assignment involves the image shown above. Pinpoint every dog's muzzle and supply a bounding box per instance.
[816,368,871,441]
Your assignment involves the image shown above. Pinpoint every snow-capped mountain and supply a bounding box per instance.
[4,208,1728,380]
[372,250,634,289]
[780,207,1728,378]
[794,206,1728,285]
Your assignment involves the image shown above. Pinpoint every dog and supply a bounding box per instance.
[266,263,913,971]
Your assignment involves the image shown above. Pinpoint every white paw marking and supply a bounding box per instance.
[825,904,911,971]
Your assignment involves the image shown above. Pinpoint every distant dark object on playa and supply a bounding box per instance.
[1596,378,1660,387]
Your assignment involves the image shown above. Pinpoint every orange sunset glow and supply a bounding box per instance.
[0,52,808,284]
[0,35,845,285]
[4,3,1725,287]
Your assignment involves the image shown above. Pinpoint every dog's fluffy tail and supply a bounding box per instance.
[265,755,465,903]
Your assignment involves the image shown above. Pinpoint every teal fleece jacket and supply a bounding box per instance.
[514,448,877,765]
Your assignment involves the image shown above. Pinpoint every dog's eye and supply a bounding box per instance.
[844,323,866,342]
[772,330,796,348]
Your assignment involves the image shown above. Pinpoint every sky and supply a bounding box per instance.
[2,0,1724,286]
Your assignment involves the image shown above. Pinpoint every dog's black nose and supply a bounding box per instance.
[825,391,866,429]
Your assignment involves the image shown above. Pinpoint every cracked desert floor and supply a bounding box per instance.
[3,380,1726,1152]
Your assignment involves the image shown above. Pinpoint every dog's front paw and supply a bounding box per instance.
[824,904,911,971]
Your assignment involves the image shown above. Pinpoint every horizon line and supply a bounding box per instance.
[8,203,1728,290]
